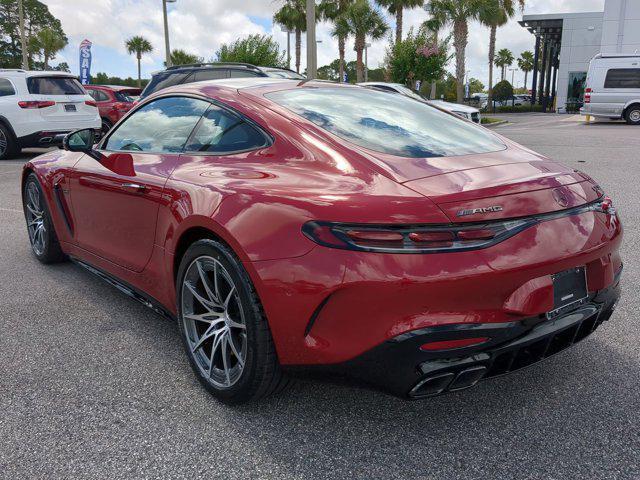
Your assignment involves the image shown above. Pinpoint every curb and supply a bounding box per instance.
[483,120,509,128]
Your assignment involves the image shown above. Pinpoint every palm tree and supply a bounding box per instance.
[319,0,355,82]
[273,0,307,73]
[335,0,389,83]
[169,49,203,66]
[479,0,524,106]
[125,36,153,88]
[427,0,486,102]
[517,50,534,90]
[376,0,424,45]
[495,47,514,81]
[29,28,67,69]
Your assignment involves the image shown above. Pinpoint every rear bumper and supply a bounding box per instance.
[287,269,621,398]
[18,129,101,148]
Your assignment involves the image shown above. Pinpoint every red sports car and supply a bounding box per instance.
[22,79,622,404]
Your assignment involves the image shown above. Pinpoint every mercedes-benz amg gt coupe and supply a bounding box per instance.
[22,78,623,404]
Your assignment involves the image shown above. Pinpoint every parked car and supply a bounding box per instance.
[84,85,141,134]
[581,53,640,124]
[360,82,482,123]
[0,69,100,160]
[22,78,622,403]
[140,63,305,99]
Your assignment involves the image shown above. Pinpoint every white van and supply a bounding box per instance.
[581,53,640,124]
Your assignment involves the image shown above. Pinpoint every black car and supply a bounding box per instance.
[140,63,305,99]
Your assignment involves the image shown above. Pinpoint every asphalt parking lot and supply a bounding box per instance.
[1,113,639,479]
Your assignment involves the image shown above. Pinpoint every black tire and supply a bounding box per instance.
[22,173,66,263]
[624,105,640,125]
[0,123,18,160]
[176,239,289,404]
[101,118,113,136]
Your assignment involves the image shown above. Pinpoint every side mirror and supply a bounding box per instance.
[63,128,96,153]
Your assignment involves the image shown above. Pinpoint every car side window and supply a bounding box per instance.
[604,68,640,89]
[194,69,229,82]
[0,78,15,97]
[228,69,261,78]
[96,90,110,102]
[104,96,210,153]
[184,105,269,154]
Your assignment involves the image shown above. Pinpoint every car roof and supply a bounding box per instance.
[88,84,141,92]
[0,69,79,78]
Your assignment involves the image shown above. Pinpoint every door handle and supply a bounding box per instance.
[120,183,147,193]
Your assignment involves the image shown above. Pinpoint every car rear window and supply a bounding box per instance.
[604,68,640,89]
[27,76,85,95]
[267,87,505,158]
[140,72,191,98]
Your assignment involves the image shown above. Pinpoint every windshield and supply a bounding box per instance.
[391,84,424,101]
[267,87,505,158]
[27,76,84,95]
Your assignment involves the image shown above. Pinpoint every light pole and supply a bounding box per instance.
[18,0,28,69]
[282,27,293,70]
[306,0,317,79]
[364,42,371,82]
[162,0,176,68]
[509,67,517,87]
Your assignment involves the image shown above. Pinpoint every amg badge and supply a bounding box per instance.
[457,206,503,217]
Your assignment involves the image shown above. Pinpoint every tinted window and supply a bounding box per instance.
[27,76,84,95]
[604,68,640,89]
[229,69,261,78]
[114,91,134,103]
[88,89,110,102]
[268,87,505,158]
[194,69,229,82]
[140,72,190,98]
[185,105,268,153]
[105,96,209,153]
[263,69,305,80]
[0,78,15,96]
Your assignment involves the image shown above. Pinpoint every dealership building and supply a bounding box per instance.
[520,0,640,113]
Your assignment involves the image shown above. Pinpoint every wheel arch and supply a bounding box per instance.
[623,101,640,114]
[0,115,17,140]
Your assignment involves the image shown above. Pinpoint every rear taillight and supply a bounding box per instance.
[18,100,55,109]
[113,102,131,112]
[302,219,535,254]
[590,195,616,216]
[584,87,592,104]
[85,100,97,107]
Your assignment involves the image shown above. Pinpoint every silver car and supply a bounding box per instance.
[580,53,640,125]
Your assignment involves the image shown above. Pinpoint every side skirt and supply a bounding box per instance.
[71,257,176,322]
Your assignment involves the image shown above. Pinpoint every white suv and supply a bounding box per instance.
[0,69,101,159]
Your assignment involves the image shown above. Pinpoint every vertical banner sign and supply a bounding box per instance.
[79,39,92,85]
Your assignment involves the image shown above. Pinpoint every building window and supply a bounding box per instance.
[604,69,640,89]
[567,72,587,106]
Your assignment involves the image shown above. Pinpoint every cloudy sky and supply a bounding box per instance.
[43,0,605,88]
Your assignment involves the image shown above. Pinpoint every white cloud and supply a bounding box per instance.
[43,0,606,87]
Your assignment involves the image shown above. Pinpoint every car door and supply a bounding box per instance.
[69,96,210,272]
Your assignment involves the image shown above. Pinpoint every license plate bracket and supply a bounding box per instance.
[64,104,77,112]
[547,267,588,319]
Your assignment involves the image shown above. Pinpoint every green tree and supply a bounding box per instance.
[215,34,285,68]
[494,47,514,81]
[468,77,484,94]
[91,72,149,88]
[125,36,153,88]
[492,79,513,103]
[422,16,444,99]
[319,0,355,82]
[0,0,67,68]
[479,0,524,106]
[273,0,308,73]
[376,0,424,45]
[168,49,203,66]
[426,0,488,102]
[387,26,450,88]
[28,27,67,69]
[517,50,534,90]
[335,0,388,83]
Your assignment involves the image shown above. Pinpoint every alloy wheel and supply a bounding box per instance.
[181,256,247,389]
[0,128,7,157]
[630,110,640,123]
[25,182,46,255]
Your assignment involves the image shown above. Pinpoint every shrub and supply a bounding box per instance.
[492,80,514,104]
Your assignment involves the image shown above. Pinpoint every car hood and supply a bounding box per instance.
[428,100,478,114]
